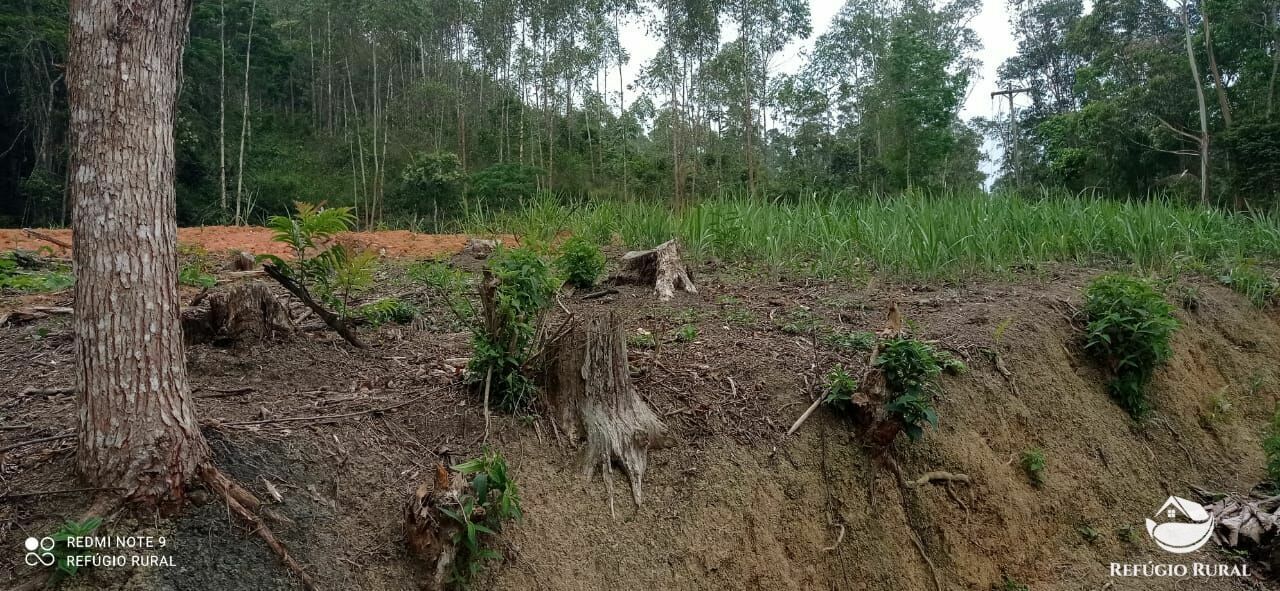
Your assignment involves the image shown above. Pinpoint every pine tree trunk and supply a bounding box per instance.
[67,0,208,507]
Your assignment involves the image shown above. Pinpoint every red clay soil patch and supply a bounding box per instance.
[0,226,488,259]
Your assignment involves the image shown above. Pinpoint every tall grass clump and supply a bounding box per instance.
[1083,274,1180,418]
[468,191,1280,280]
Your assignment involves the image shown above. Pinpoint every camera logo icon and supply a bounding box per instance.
[23,537,56,567]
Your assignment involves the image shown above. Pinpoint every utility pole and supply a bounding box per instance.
[991,87,1031,187]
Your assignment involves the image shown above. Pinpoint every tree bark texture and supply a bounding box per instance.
[67,0,208,506]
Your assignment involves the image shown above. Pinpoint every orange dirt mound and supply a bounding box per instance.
[0,226,487,259]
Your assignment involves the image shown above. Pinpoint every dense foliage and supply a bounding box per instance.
[554,236,606,288]
[1082,274,1180,418]
[993,0,1280,206]
[3,0,1276,226]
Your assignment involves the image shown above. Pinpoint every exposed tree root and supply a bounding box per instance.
[905,471,972,488]
[199,464,318,591]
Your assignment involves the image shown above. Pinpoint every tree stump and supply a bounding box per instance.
[543,311,669,504]
[613,239,697,301]
[182,281,294,345]
[405,464,466,591]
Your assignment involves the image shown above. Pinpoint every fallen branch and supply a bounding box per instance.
[0,432,74,454]
[22,228,71,250]
[786,395,825,436]
[199,464,317,590]
[1,306,73,326]
[262,264,364,349]
[582,288,619,300]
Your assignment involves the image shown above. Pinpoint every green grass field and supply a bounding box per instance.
[467,192,1280,280]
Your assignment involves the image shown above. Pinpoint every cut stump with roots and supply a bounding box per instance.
[182,281,294,346]
[542,310,670,504]
[613,239,697,301]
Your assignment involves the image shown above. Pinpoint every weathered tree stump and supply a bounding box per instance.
[613,239,697,301]
[182,281,294,345]
[542,310,669,504]
[405,464,466,591]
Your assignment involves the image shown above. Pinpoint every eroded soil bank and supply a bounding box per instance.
[2,259,1277,590]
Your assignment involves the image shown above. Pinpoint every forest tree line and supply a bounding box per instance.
[1,0,1277,229]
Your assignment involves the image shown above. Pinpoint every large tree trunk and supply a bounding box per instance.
[67,0,208,507]
[543,311,669,504]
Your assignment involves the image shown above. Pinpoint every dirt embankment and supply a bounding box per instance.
[1,262,1278,591]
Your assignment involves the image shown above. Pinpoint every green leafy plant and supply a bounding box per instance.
[673,323,698,343]
[822,367,859,411]
[0,251,73,293]
[178,263,216,289]
[42,517,103,583]
[1077,523,1101,543]
[467,246,559,412]
[554,235,606,288]
[359,298,419,326]
[1020,448,1046,487]
[875,337,947,441]
[1083,274,1179,419]
[260,202,374,347]
[442,448,523,587]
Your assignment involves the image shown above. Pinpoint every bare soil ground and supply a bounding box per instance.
[2,239,1279,590]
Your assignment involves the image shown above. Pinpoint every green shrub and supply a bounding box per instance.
[444,448,523,586]
[396,151,465,218]
[821,367,859,412]
[1020,448,1046,487]
[467,246,559,411]
[359,298,419,326]
[1083,274,1179,418]
[555,236,606,288]
[875,337,947,441]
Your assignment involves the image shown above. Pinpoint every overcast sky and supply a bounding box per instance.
[612,0,1024,180]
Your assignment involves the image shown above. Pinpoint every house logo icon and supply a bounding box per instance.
[1145,496,1215,554]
